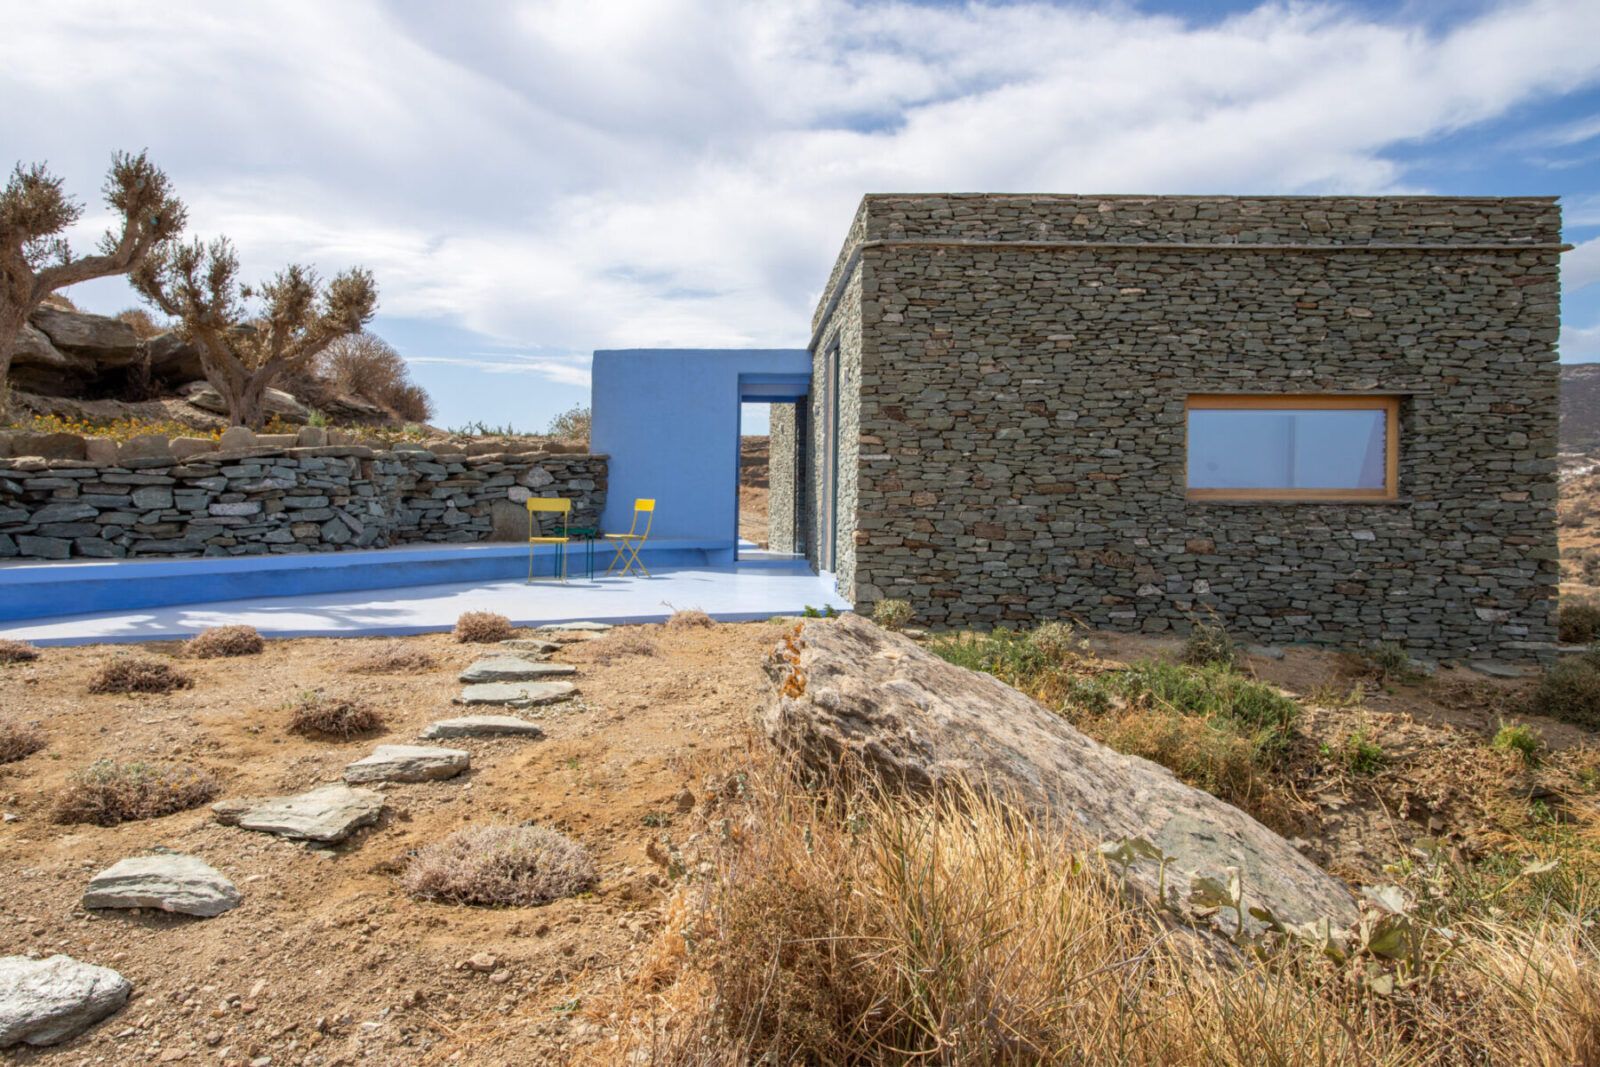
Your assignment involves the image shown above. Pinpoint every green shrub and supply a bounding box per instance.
[1530,658,1600,730]
[1331,724,1389,775]
[1359,640,1417,683]
[1181,622,1239,669]
[871,599,914,632]
[1492,721,1544,765]
[1558,601,1600,645]
[1116,660,1298,745]
[1027,620,1089,663]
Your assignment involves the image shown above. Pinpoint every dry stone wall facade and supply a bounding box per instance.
[810,195,1563,660]
[0,432,606,561]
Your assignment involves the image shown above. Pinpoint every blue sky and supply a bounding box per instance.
[5,0,1599,432]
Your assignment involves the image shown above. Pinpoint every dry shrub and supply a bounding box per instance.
[88,657,193,695]
[455,611,514,643]
[317,332,434,422]
[350,641,436,674]
[0,639,39,665]
[1560,601,1600,645]
[288,691,386,739]
[595,751,1600,1067]
[115,307,167,339]
[402,822,595,906]
[0,716,45,764]
[53,759,218,826]
[182,625,265,659]
[666,609,714,630]
[1531,657,1600,730]
[587,629,659,665]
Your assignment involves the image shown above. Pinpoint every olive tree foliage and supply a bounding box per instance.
[0,152,186,416]
[133,237,376,427]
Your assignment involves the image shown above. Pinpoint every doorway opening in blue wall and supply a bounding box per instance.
[738,399,806,563]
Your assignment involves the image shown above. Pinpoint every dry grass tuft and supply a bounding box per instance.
[87,657,193,695]
[0,639,40,665]
[586,629,659,665]
[182,625,266,659]
[53,759,218,826]
[0,716,46,764]
[455,611,515,643]
[589,750,1600,1067]
[287,691,387,739]
[666,609,714,630]
[402,822,596,906]
[349,641,437,674]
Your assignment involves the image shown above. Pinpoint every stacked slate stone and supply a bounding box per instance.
[807,194,1562,661]
[0,428,606,560]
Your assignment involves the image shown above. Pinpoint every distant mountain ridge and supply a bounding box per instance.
[1562,363,1600,451]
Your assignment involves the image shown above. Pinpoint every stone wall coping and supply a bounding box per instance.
[0,447,607,471]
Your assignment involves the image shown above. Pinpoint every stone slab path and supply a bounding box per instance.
[499,638,561,656]
[344,745,470,784]
[0,955,131,1048]
[459,657,577,684]
[455,681,577,707]
[82,854,240,917]
[420,716,545,740]
[215,784,385,843]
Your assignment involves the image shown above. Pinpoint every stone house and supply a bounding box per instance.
[782,194,1564,659]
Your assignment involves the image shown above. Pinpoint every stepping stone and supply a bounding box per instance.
[455,681,577,707]
[344,745,470,784]
[217,784,385,843]
[1469,661,1529,679]
[0,955,131,1048]
[420,716,545,740]
[500,638,562,656]
[82,855,240,918]
[459,657,577,684]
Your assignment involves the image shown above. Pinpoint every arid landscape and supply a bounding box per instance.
[2,594,1597,1063]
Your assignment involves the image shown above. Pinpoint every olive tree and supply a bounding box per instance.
[0,152,185,416]
[133,237,376,427]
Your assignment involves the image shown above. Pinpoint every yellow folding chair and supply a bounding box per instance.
[604,498,654,577]
[526,496,572,584]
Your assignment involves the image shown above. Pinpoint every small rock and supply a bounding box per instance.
[455,681,577,707]
[0,954,132,1048]
[673,789,695,813]
[82,855,240,918]
[344,745,469,784]
[419,716,544,740]
[499,638,562,655]
[535,621,612,633]
[489,970,512,984]
[216,426,256,451]
[465,953,498,973]
[458,657,577,684]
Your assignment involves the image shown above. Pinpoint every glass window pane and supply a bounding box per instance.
[1188,407,1387,491]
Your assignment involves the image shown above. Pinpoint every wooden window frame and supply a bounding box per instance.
[1185,394,1401,502]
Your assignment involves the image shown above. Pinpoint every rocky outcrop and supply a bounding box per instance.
[179,380,310,422]
[763,616,1360,933]
[10,306,203,398]
[0,955,131,1047]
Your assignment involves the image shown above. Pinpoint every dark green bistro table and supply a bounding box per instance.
[566,526,600,580]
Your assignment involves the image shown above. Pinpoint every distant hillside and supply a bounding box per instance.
[1562,363,1600,451]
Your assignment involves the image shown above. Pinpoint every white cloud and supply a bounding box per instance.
[5,0,1600,368]
[1564,321,1600,361]
[1568,237,1600,294]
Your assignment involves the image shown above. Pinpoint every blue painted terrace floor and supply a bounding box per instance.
[0,564,852,646]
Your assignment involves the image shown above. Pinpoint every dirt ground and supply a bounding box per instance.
[1,621,1593,1065]
[0,621,785,1066]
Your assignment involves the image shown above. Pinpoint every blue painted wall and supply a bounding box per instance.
[591,349,811,563]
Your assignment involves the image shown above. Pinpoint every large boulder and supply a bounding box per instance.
[762,616,1360,933]
[180,380,309,422]
[7,324,96,395]
[144,333,203,382]
[29,306,142,366]
[0,955,131,1048]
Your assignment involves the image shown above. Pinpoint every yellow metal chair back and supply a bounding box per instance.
[526,496,572,583]
[605,498,655,577]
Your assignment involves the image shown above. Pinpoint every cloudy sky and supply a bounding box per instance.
[5,0,1600,431]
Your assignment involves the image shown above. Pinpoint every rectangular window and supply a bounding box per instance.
[1186,395,1399,501]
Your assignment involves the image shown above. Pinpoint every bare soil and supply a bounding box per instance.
[1,622,1593,1064]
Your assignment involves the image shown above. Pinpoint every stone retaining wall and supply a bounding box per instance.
[811,195,1562,660]
[0,428,606,560]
